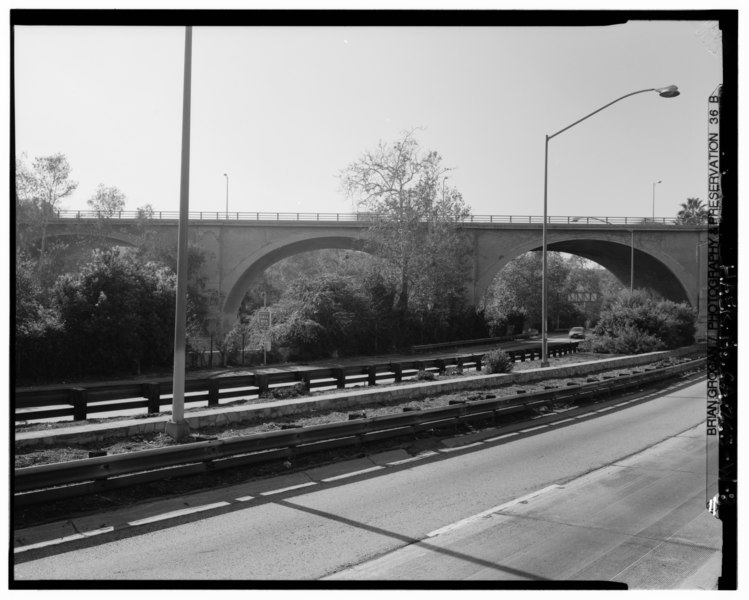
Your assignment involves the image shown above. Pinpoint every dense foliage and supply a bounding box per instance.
[17,249,177,380]
[482,348,514,374]
[482,252,623,334]
[587,289,696,354]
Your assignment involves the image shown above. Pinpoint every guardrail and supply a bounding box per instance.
[13,358,705,506]
[14,343,580,423]
[34,210,690,226]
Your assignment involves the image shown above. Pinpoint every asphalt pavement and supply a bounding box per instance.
[14,378,721,587]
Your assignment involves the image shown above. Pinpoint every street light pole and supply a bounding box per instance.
[630,229,634,293]
[166,26,193,442]
[541,85,679,367]
[224,173,229,217]
[652,180,662,221]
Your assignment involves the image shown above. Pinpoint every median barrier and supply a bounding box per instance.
[14,357,705,506]
[16,347,703,450]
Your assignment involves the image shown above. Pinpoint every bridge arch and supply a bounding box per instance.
[222,232,372,320]
[474,232,692,307]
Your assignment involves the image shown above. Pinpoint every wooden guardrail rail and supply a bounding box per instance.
[13,358,704,507]
[15,343,580,423]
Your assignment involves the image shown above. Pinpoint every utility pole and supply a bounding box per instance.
[166,26,193,442]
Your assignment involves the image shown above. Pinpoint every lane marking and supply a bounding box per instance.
[553,418,576,424]
[426,485,563,538]
[128,501,231,526]
[520,425,548,432]
[14,526,115,554]
[438,442,484,453]
[386,450,439,466]
[259,481,317,496]
[483,432,519,442]
[235,495,255,502]
[321,466,385,482]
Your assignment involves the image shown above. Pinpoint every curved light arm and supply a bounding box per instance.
[548,86,679,141]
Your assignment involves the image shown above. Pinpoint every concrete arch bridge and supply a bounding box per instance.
[39,212,708,335]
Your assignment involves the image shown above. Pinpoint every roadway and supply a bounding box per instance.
[13,378,718,587]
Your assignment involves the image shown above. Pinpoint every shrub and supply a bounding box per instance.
[588,324,665,354]
[483,349,514,374]
[261,382,308,400]
[591,289,696,354]
[416,370,436,381]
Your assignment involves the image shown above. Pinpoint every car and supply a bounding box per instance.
[568,327,586,339]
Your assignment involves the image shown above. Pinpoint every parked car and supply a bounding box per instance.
[568,326,586,339]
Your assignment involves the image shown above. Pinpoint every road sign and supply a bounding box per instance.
[257,309,272,331]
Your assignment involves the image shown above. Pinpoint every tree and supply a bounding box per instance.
[15,153,78,259]
[483,252,587,333]
[52,248,176,375]
[675,197,708,225]
[88,184,126,217]
[340,131,472,323]
[267,274,374,360]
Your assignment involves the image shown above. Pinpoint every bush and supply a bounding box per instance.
[588,324,665,354]
[416,369,437,381]
[261,382,308,400]
[483,349,514,374]
[590,289,696,354]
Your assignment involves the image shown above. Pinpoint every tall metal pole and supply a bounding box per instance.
[652,180,661,221]
[166,26,193,441]
[630,229,634,293]
[541,135,550,367]
[224,173,229,217]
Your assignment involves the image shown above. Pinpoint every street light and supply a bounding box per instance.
[223,173,229,217]
[542,85,679,367]
[652,180,662,221]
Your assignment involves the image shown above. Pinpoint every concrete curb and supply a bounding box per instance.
[15,346,702,449]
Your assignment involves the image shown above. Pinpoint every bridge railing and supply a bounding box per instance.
[41,210,689,226]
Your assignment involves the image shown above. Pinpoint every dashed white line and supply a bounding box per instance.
[520,424,548,432]
[128,501,231,526]
[321,465,385,482]
[438,442,485,453]
[14,526,115,554]
[483,432,519,442]
[386,450,439,466]
[259,481,317,496]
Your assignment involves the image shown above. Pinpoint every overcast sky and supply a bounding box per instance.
[14,17,723,221]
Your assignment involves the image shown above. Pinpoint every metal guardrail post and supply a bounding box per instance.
[256,374,269,396]
[333,368,346,389]
[391,363,403,383]
[208,380,220,407]
[144,382,161,414]
[367,366,377,387]
[71,388,88,421]
[436,359,446,374]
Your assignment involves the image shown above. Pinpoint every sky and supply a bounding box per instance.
[12,14,724,222]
